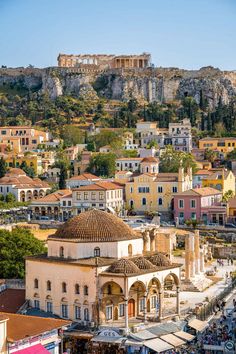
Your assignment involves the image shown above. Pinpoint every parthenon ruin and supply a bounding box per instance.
[57,53,151,69]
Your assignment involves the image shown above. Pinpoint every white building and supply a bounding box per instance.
[66,173,100,189]
[72,181,123,214]
[0,168,50,202]
[25,209,181,330]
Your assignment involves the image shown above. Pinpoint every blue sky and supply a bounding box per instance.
[0,0,235,70]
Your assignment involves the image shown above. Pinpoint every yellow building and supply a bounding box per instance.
[202,169,235,195]
[125,167,192,214]
[3,154,42,175]
[199,137,236,155]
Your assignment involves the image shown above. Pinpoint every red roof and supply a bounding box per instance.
[14,344,50,354]
[0,289,26,313]
[73,181,122,191]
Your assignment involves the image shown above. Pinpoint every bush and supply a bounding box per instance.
[0,194,4,201]
[5,193,16,203]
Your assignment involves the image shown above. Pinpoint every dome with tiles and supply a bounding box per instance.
[132,257,157,270]
[107,258,140,274]
[51,209,141,242]
[148,253,171,267]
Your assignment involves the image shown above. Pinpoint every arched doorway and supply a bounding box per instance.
[128,299,135,318]
[163,273,180,318]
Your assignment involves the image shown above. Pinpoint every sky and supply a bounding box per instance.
[0,0,235,70]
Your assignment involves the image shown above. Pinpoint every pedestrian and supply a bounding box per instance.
[231,258,233,265]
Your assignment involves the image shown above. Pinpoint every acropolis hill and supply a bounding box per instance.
[0,54,236,109]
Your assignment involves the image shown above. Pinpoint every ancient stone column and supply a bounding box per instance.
[143,291,148,324]
[124,297,129,334]
[185,234,191,281]
[158,290,163,321]
[200,248,205,273]
[189,233,195,278]
[143,230,150,253]
[194,230,200,275]
[150,229,156,252]
[176,286,180,316]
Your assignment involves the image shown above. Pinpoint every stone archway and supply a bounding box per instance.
[128,280,146,318]
[163,273,180,318]
[100,281,124,324]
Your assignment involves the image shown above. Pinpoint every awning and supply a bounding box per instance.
[91,335,124,344]
[14,344,50,353]
[174,331,195,342]
[144,338,173,352]
[188,318,208,332]
[160,334,185,347]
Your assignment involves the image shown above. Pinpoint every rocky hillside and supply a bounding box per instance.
[0,66,235,109]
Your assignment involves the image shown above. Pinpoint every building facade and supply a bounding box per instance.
[0,126,49,153]
[199,137,236,155]
[26,210,181,329]
[174,187,226,225]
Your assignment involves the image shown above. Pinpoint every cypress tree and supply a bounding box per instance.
[0,157,6,178]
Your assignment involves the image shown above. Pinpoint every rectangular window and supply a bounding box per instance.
[91,192,96,200]
[172,187,178,193]
[63,201,66,206]
[158,186,163,193]
[191,212,196,219]
[84,192,88,200]
[138,187,150,193]
[151,295,157,309]
[179,199,184,208]
[1,130,6,135]
[106,305,113,320]
[75,306,81,320]
[61,304,68,318]
[179,212,184,218]
[46,301,53,313]
[190,199,196,208]
[68,201,71,206]
[119,303,125,317]
[34,300,40,309]
[139,298,145,312]
[99,203,104,207]
[32,139,37,144]
[99,192,104,200]
[77,192,81,200]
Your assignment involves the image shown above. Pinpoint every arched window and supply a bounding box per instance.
[94,247,100,257]
[128,244,133,256]
[107,284,112,295]
[75,284,80,294]
[59,247,64,258]
[84,285,89,296]
[142,198,146,206]
[130,200,134,208]
[84,308,89,321]
[34,278,39,289]
[47,280,51,291]
[62,282,67,293]
[158,198,163,206]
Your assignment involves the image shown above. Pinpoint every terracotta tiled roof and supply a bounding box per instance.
[177,187,222,197]
[67,173,99,181]
[73,181,122,191]
[0,289,25,313]
[0,312,71,342]
[132,257,157,270]
[194,169,213,176]
[116,157,143,161]
[107,258,140,274]
[31,190,71,204]
[141,157,159,163]
[0,169,49,189]
[50,209,141,242]
[148,253,171,267]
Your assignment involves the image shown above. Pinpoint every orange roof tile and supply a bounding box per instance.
[177,187,222,197]
[0,312,71,342]
[73,181,122,191]
[67,173,99,181]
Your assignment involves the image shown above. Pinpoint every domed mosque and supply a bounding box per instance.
[26,209,181,330]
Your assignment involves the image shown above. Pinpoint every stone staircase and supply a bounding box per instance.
[181,275,213,292]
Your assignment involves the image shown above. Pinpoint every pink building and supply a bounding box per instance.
[174,187,226,225]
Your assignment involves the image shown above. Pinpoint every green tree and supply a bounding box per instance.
[20,161,36,178]
[60,125,85,147]
[0,227,46,278]
[0,157,6,178]
[222,190,234,202]
[159,145,197,173]
[204,149,218,163]
[5,193,16,203]
[59,163,68,189]
[87,153,116,177]
[0,194,4,201]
